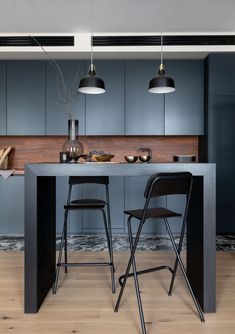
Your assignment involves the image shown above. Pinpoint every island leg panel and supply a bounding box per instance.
[25,173,56,313]
[187,175,216,312]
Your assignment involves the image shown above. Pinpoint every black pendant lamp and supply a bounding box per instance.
[79,62,105,95]
[149,33,175,94]
[79,0,105,95]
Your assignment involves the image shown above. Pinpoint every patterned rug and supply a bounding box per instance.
[0,234,234,251]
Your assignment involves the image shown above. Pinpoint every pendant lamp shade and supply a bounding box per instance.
[149,64,175,94]
[78,0,105,95]
[148,33,176,94]
[79,64,105,94]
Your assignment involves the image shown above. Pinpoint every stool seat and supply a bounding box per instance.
[65,199,107,209]
[125,207,181,220]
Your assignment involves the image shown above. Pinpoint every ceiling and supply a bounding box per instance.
[0,0,235,59]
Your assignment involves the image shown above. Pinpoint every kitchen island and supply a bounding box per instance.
[24,163,216,314]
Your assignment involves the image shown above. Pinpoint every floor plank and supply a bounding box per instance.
[0,251,235,333]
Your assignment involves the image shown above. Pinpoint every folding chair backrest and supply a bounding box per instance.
[144,172,193,199]
[69,176,109,186]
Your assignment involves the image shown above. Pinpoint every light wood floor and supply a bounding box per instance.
[0,251,235,334]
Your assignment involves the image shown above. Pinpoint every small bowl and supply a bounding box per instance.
[93,154,115,162]
[125,156,138,163]
[139,155,151,163]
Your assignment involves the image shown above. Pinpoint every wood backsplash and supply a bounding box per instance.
[0,136,198,169]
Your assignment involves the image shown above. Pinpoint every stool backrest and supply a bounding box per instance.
[144,172,193,199]
[69,176,109,185]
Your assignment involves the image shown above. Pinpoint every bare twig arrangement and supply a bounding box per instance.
[30,36,80,119]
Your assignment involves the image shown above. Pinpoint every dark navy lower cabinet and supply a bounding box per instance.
[124,176,167,234]
[0,176,24,234]
[7,61,46,135]
[82,177,125,232]
[0,61,6,135]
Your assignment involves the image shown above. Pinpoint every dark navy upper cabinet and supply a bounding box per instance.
[208,53,235,96]
[85,60,125,135]
[7,61,46,135]
[125,60,164,135]
[165,60,204,135]
[46,61,86,135]
[0,61,6,135]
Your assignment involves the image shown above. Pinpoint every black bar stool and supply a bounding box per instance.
[53,176,115,294]
[114,172,204,334]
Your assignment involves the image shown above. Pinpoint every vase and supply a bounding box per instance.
[62,119,84,162]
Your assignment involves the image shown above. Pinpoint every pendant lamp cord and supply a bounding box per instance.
[160,31,163,65]
[90,0,94,67]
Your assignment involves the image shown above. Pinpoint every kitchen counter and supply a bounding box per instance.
[24,163,216,314]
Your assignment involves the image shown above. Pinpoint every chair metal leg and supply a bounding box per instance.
[168,216,187,296]
[106,202,115,273]
[101,209,115,293]
[64,215,68,274]
[106,205,116,291]
[127,217,147,334]
[53,210,68,294]
[114,216,144,313]
[164,218,205,322]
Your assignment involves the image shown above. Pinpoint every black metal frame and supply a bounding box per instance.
[53,178,115,294]
[114,172,205,334]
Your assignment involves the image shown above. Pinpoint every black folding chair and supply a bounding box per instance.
[114,172,204,334]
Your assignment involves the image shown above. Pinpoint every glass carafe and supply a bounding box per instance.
[62,119,84,162]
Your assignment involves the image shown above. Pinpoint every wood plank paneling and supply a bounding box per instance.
[0,135,198,169]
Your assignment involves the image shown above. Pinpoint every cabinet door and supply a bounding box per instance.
[165,60,204,135]
[7,61,46,135]
[85,60,125,135]
[166,195,186,233]
[67,182,83,234]
[208,96,235,233]
[0,61,6,135]
[46,61,86,135]
[0,176,24,234]
[82,177,125,232]
[208,53,235,96]
[125,60,164,135]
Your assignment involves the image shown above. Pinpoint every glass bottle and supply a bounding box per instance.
[62,119,84,162]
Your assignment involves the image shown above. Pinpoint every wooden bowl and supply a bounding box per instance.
[93,154,115,162]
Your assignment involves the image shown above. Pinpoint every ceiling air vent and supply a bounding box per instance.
[93,35,235,46]
[0,36,74,47]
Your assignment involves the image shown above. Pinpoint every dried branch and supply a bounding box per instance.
[30,35,80,119]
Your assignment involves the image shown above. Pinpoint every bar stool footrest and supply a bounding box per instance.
[119,265,173,286]
[59,262,113,267]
